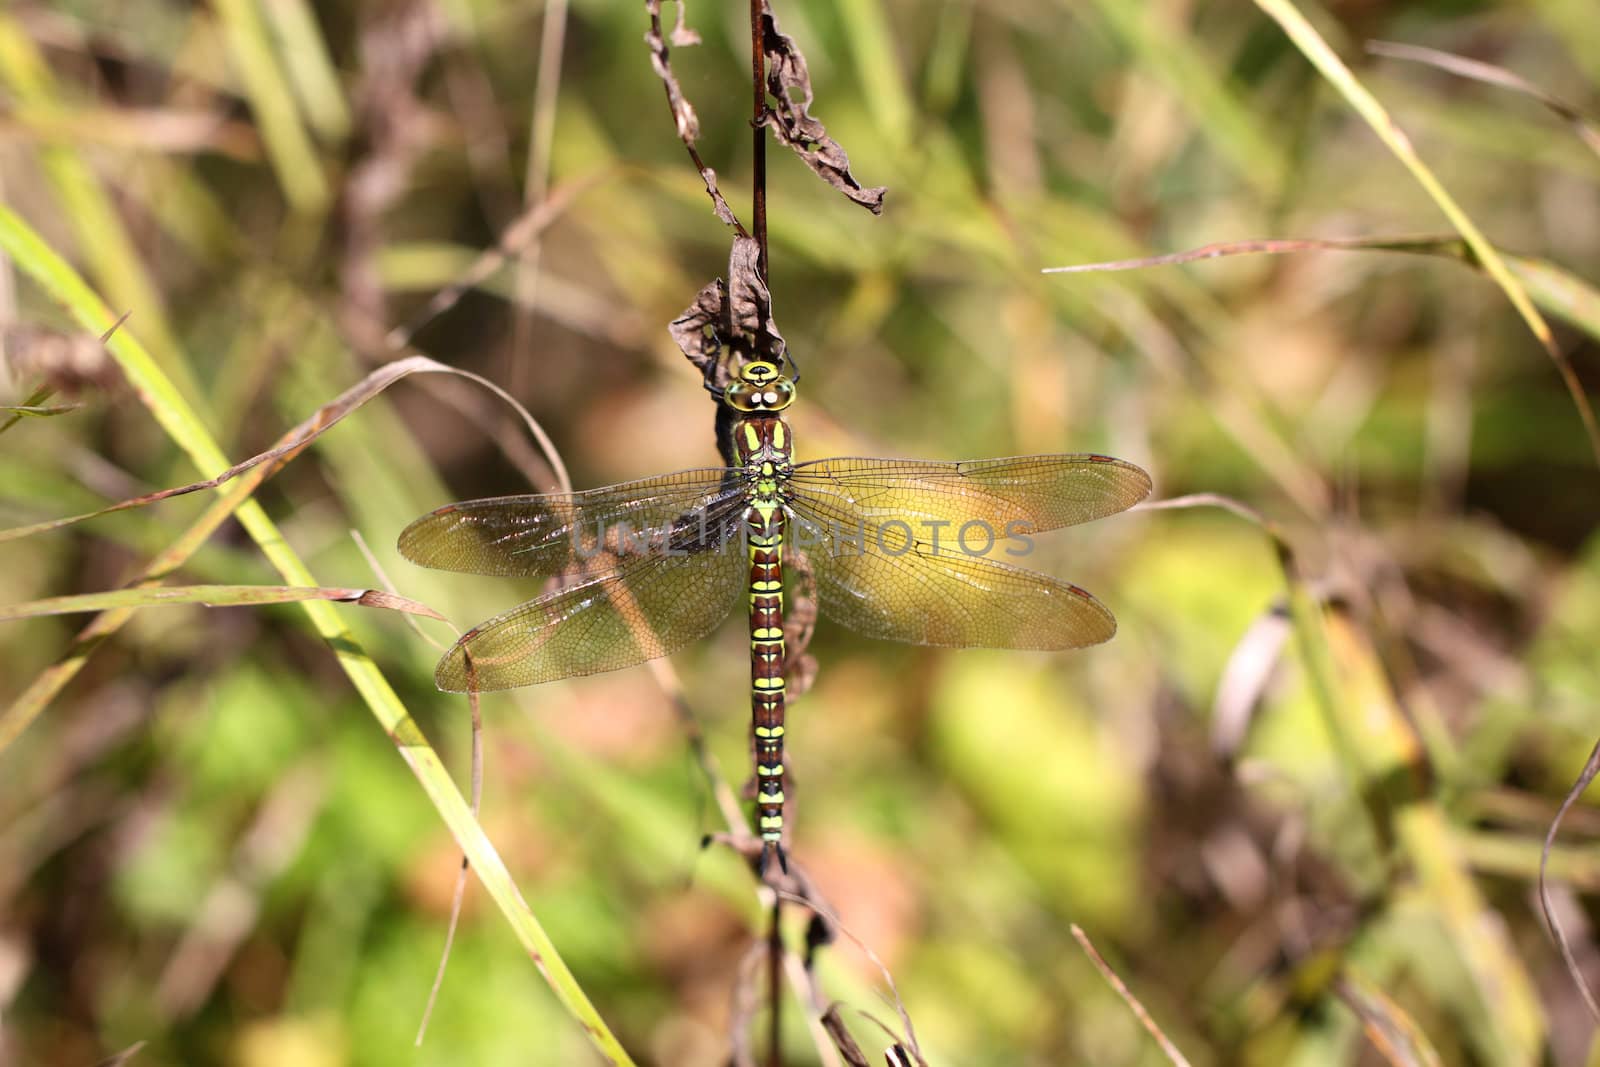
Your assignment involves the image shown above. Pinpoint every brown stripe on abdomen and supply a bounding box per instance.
[747,508,787,851]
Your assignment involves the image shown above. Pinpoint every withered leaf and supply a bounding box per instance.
[645,0,743,228]
[668,278,728,381]
[726,236,787,365]
[643,0,700,141]
[667,236,787,392]
[760,4,887,214]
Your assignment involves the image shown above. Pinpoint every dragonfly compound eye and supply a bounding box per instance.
[766,379,795,410]
[725,381,760,412]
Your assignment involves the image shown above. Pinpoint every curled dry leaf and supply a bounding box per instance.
[726,236,786,364]
[643,0,700,140]
[760,3,886,215]
[667,236,787,392]
[668,278,728,382]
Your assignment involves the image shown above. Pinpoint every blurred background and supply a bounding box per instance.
[2,0,1599,1063]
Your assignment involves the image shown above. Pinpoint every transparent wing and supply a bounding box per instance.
[399,468,743,579]
[434,538,748,691]
[788,454,1151,538]
[786,461,1136,649]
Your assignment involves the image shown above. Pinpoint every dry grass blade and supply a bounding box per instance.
[507,0,569,408]
[0,105,263,158]
[819,1005,870,1067]
[1135,492,1268,528]
[0,353,567,544]
[1071,925,1193,1067]
[1210,605,1291,758]
[1540,735,1600,1023]
[1043,235,1447,274]
[385,171,606,352]
[0,584,444,621]
[1367,40,1600,160]
[729,939,765,1067]
[1045,234,1600,344]
[351,528,455,652]
[1333,974,1445,1067]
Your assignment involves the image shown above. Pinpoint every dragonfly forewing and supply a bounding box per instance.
[398,469,743,579]
[788,454,1151,539]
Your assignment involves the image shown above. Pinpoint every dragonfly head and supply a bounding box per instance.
[725,360,795,414]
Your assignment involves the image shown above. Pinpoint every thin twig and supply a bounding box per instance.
[767,892,783,1067]
[1071,925,1193,1067]
[416,665,485,1044]
[752,4,778,1063]
[750,0,768,279]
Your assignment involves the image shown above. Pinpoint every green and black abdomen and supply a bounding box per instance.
[735,415,792,851]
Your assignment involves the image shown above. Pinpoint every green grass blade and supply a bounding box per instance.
[833,0,915,148]
[0,204,636,1066]
[261,0,352,142]
[210,0,330,212]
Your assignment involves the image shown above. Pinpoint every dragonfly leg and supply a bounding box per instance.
[758,840,789,877]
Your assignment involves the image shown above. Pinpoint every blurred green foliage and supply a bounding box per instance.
[2,0,1599,1064]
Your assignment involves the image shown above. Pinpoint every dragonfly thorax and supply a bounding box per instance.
[733,412,794,475]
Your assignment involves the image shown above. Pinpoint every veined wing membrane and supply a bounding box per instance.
[434,536,748,691]
[788,455,1151,539]
[399,468,742,579]
[786,488,1120,650]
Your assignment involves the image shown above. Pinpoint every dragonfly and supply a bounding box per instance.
[399,360,1151,872]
